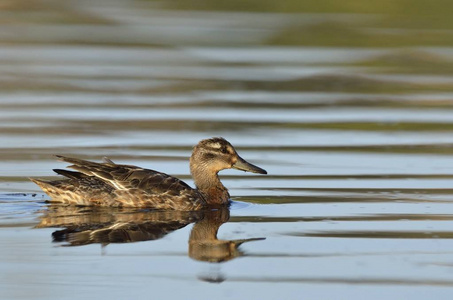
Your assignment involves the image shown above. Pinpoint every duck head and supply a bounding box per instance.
[190,137,267,177]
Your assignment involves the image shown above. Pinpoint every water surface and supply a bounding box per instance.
[1,1,453,299]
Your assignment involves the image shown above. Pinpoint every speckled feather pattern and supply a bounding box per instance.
[31,156,206,210]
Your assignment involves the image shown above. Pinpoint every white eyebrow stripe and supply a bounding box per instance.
[210,142,222,149]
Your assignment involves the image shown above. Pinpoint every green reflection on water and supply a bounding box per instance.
[165,0,453,47]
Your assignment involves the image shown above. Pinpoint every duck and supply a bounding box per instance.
[30,137,267,210]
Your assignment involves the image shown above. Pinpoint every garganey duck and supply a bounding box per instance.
[31,137,267,210]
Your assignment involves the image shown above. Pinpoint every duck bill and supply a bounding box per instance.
[232,156,267,174]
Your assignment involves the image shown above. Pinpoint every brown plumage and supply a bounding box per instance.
[30,137,267,210]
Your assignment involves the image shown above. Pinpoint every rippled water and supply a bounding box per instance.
[1,1,453,299]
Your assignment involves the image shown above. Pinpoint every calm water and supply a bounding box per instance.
[2,1,453,299]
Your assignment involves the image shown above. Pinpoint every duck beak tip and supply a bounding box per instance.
[232,156,267,175]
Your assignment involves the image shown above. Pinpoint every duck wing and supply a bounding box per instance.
[55,155,194,197]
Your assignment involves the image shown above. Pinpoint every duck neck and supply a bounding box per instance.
[190,165,230,206]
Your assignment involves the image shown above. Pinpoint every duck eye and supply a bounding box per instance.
[221,147,228,154]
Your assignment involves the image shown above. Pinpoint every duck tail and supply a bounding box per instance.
[29,178,52,191]
[29,178,67,203]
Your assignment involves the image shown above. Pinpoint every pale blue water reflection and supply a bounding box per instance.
[1,0,453,299]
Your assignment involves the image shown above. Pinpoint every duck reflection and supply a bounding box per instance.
[189,208,264,263]
[36,205,264,262]
[37,205,201,246]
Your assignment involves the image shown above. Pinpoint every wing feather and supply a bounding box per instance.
[55,155,193,196]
